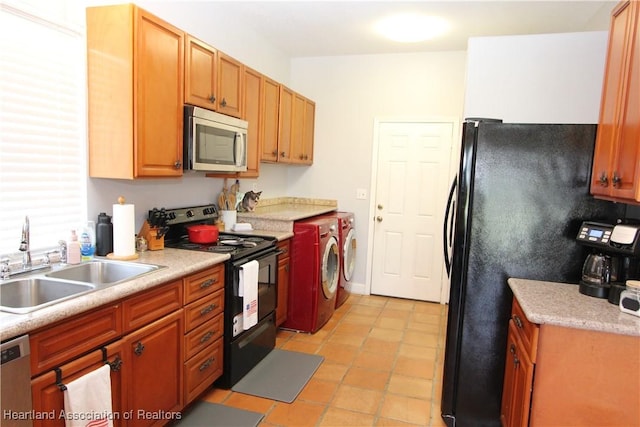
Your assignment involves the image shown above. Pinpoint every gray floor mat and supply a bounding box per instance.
[232,348,324,403]
[176,401,263,427]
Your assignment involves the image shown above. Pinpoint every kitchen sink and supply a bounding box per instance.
[45,260,161,285]
[0,260,165,314]
[0,278,95,314]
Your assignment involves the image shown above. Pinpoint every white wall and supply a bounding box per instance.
[464,31,609,123]
[289,52,467,293]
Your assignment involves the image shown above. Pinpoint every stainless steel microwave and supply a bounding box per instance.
[183,105,248,172]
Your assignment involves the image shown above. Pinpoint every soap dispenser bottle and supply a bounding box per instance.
[67,230,81,265]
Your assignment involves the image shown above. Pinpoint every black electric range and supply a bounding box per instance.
[161,204,279,388]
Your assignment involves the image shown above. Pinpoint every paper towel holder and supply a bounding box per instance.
[106,196,140,260]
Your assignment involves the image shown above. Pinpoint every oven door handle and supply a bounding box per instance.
[231,249,283,268]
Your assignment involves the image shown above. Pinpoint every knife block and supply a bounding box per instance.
[138,221,164,251]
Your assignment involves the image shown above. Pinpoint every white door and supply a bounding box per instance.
[370,120,455,301]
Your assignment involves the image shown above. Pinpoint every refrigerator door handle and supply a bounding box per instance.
[443,176,457,277]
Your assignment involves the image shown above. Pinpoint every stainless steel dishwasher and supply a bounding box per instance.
[1,335,33,427]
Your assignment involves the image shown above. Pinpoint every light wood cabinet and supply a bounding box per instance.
[122,310,183,426]
[185,35,217,109]
[276,239,291,327]
[31,342,125,427]
[217,53,243,118]
[591,0,640,203]
[28,265,227,425]
[87,4,184,179]
[502,296,640,426]
[500,310,536,427]
[261,77,282,163]
[240,67,262,178]
[290,93,315,165]
[262,85,315,165]
[182,265,225,405]
[275,85,294,162]
[30,304,122,376]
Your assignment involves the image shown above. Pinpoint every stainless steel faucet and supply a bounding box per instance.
[19,216,31,269]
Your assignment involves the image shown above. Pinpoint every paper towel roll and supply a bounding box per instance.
[113,202,135,257]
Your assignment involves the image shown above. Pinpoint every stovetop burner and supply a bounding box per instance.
[161,204,277,260]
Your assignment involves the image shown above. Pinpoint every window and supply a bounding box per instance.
[0,0,87,255]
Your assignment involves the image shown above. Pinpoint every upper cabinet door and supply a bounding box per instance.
[135,9,185,177]
[184,36,217,109]
[217,52,243,118]
[592,0,640,202]
[240,66,262,178]
[261,77,280,162]
[86,4,184,179]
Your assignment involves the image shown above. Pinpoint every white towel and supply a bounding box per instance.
[239,260,259,330]
[63,364,114,427]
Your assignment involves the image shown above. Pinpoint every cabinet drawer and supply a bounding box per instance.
[184,313,223,360]
[183,265,224,304]
[511,298,539,362]
[184,289,224,333]
[30,304,122,376]
[277,239,290,260]
[123,280,182,333]
[184,338,223,404]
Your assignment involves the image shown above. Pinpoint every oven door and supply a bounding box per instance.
[231,249,278,337]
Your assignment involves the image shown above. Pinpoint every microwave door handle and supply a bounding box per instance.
[235,133,246,167]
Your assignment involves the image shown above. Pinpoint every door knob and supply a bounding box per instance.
[376,216,383,222]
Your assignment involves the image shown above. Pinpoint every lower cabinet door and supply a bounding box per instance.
[500,320,534,427]
[184,338,223,404]
[122,310,183,427]
[31,341,124,427]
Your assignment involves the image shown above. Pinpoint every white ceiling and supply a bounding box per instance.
[183,0,617,57]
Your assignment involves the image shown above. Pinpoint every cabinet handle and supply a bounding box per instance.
[513,355,520,367]
[200,278,217,289]
[174,161,182,169]
[612,173,622,188]
[134,341,145,356]
[200,304,217,316]
[209,95,216,103]
[513,315,523,329]
[598,172,609,187]
[199,357,215,372]
[280,151,286,158]
[200,331,215,343]
[221,98,227,107]
[106,356,123,372]
[272,150,278,156]
[509,343,516,355]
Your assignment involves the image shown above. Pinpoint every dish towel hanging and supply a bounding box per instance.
[239,260,259,330]
[63,364,113,427]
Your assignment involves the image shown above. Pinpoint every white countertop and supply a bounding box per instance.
[508,278,640,337]
[0,249,229,341]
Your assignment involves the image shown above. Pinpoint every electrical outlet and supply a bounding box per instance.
[356,188,367,200]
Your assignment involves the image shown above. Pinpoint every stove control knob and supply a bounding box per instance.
[186,210,194,218]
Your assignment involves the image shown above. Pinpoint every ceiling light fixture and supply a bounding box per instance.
[374,13,450,43]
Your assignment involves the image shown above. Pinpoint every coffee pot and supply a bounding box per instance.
[579,252,620,298]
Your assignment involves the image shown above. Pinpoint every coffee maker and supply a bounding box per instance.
[576,221,640,302]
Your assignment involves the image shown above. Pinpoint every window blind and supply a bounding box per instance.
[0,0,87,255]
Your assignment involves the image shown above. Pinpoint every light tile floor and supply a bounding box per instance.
[202,294,449,427]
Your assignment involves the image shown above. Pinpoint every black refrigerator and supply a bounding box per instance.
[440,120,624,426]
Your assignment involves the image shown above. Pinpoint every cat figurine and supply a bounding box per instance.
[238,191,261,212]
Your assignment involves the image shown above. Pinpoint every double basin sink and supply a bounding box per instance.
[0,260,164,314]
